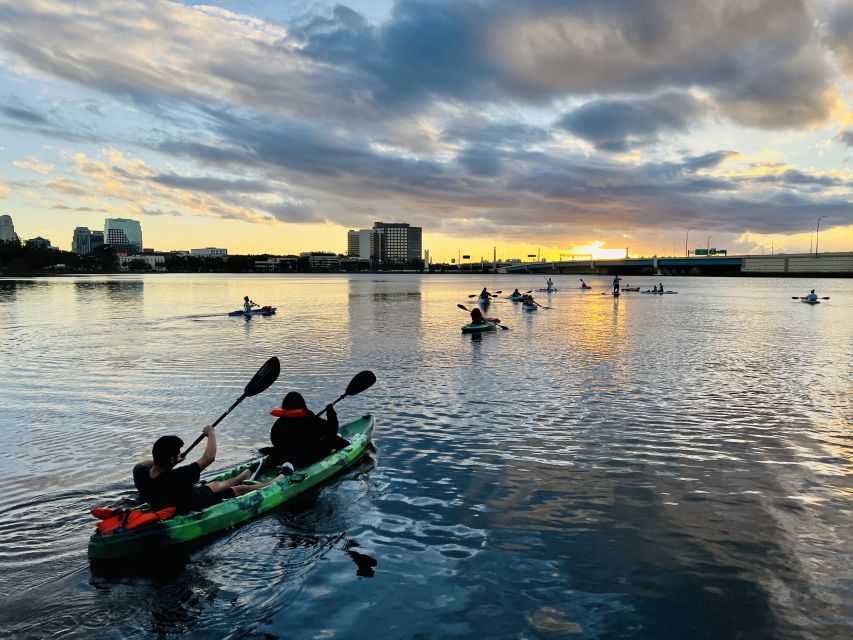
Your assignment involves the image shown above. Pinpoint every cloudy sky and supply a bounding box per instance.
[0,0,851,260]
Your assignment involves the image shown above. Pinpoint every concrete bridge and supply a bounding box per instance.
[502,256,743,276]
[500,252,853,277]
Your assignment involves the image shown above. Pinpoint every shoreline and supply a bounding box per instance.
[2,270,852,279]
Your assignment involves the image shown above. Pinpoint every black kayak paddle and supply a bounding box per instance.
[181,356,281,458]
[316,370,377,418]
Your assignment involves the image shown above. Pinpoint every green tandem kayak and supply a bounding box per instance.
[88,415,375,560]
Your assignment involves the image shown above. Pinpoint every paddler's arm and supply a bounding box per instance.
[196,424,217,471]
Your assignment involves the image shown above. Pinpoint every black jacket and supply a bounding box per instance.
[269,407,344,468]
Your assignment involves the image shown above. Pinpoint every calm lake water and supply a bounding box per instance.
[0,273,850,639]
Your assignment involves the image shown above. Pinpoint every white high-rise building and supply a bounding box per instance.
[347,229,372,259]
[104,218,142,253]
[0,215,18,242]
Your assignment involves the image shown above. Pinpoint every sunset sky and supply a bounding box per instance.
[0,0,852,261]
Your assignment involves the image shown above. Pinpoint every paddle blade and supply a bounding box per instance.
[244,356,280,397]
[457,304,469,311]
[345,370,376,397]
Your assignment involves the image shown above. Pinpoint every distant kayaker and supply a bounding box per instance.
[134,426,285,513]
[471,306,499,325]
[652,284,658,292]
[659,283,664,292]
[579,279,589,288]
[269,392,350,469]
[511,288,521,297]
[479,287,491,300]
[243,296,258,313]
[612,275,622,293]
[545,278,554,290]
[805,289,818,301]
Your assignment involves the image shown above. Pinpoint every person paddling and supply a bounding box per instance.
[243,296,258,313]
[579,279,589,289]
[511,288,522,297]
[545,277,554,291]
[134,426,284,513]
[479,287,492,300]
[805,289,818,301]
[269,392,350,469]
[652,284,658,292]
[470,306,499,325]
[658,283,664,293]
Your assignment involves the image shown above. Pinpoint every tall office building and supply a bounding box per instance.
[72,227,91,254]
[347,229,372,259]
[0,214,18,242]
[104,218,142,253]
[372,222,422,267]
[91,230,104,252]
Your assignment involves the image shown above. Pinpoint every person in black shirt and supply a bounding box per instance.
[134,424,285,513]
[269,392,350,469]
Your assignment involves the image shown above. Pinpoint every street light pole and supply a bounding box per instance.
[685,227,695,258]
[815,216,828,256]
[706,235,711,255]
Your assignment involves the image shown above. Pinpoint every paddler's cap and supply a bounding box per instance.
[281,391,308,410]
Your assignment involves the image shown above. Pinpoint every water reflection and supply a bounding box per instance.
[0,274,850,639]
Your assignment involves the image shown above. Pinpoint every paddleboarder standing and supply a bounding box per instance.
[612,275,622,294]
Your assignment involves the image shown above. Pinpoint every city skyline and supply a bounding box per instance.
[1,0,852,262]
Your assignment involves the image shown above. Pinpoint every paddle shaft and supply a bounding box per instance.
[315,393,346,418]
[181,393,246,458]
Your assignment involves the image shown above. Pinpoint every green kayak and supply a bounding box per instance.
[88,415,375,560]
[461,321,497,334]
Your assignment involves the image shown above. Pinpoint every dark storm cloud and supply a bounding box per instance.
[140,207,183,217]
[442,122,550,148]
[52,204,110,213]
[838,130,853,147]
[0,102,48,124]
[151,174,273,195]
[825,1,853,74]
[754,169,843,187]
[263,201,324,223]
[680,151,740,173]
[557,92,705,152]
[161,107,851,235]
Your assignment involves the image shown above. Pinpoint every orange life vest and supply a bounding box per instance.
[91,506,177,534]
[270,408,309,418]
